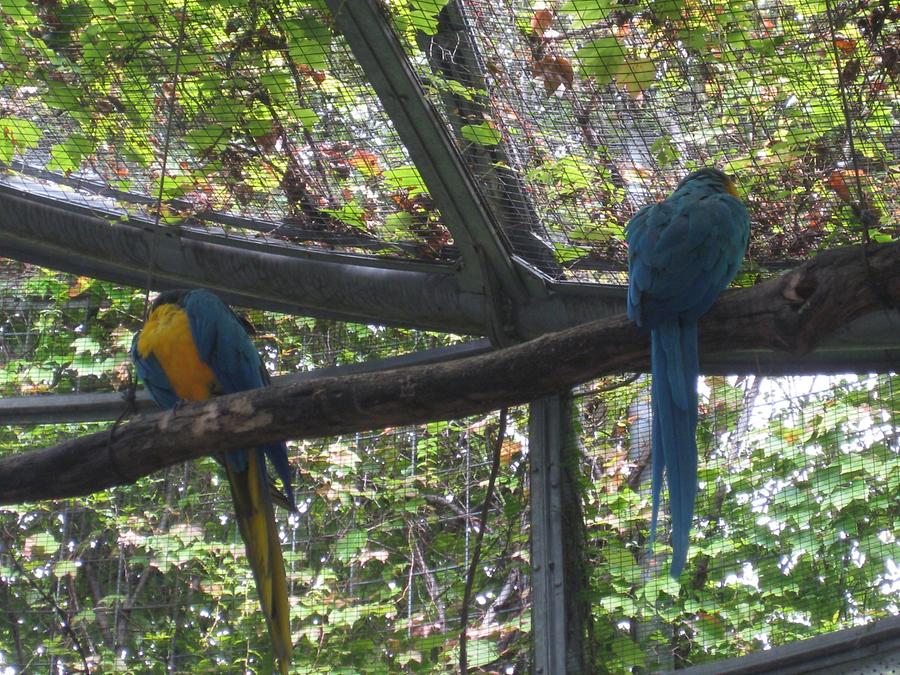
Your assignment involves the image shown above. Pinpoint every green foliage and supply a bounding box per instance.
[576,37,626,84]
[391,0,898,270]
[0,264,528,673]
[0,118,41,162]
[0,0,460,258]
[580,373,899,671]
[460,122,502,146]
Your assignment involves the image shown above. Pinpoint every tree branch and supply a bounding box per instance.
[0,243,897,505]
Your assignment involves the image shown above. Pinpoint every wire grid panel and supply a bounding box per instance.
[0,261,529,673]
[575,373,899,672]
[0,422,531,673]
[393,0,899,281]
[0,0,457,262]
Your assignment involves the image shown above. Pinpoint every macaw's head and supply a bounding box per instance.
[150,289,189,311]
[678,167,741,199]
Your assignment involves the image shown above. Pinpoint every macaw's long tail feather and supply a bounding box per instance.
[650,319,700,578]
[263,442,297,512]
[225,451,292,675]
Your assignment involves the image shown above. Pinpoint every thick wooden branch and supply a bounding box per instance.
[1,243,897,505]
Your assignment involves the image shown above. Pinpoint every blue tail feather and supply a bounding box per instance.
[648,374,664,545]
[650,321,700,577]
[264,442,296,512]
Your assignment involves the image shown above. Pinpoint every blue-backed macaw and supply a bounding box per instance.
[131,289,294,673]
[626,168,749,578]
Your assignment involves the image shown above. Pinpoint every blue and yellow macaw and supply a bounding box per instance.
[626,168,749,578]
[131,289,294,673]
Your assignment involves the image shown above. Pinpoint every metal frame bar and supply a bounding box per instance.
[6,161,455,258]
[413,2,564,279]
[2,177,897,363]
[678,614,900,674]
[0,339,493,425]
[529,395,570,674]
[0,178,487,334]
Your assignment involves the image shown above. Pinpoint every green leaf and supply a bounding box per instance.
[651,134,680,167]
[285,15,331,71]
[560,0,613,28]
[460,122,502,146]
[576,37,625,84]
[184,125,230,152]
[47,134,95,173]
[771,485,805,509]
[71,336,101,356]
[463,639,499,667]
[549,156,596,194]
[407,0,451,35]
[334,529,367,563]
[604,543,643,584]
[616,58,656,97]
[384,211,414,235]
[285,105,320,130]
[322,200,368,229]
[53,560,79,579]
[2,0,39,28]
[552,242,590,263]
[45,81,84,112]
[612,636,645,667]
[600,594,637,615]
[694,612,727,646]
[24,532,58,557]
[827,481,868,511]
[649,0,684,20]
[383,165,428,195]
[0,117,42,162]
[677,26,708,51]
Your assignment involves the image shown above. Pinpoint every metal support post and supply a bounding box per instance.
[530,393,591,673]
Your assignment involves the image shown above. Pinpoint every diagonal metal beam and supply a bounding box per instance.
[415,2,564,279]
[326,0,548,343]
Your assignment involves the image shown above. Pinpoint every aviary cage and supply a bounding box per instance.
[0,0,897,672]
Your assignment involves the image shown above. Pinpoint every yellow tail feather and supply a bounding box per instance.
[225,453,292,674]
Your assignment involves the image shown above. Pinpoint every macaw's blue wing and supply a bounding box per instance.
[130,334,178,409]
[181,290,296,511]
[626,169,749,578]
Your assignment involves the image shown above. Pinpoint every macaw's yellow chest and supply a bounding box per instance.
[136,303,218,401]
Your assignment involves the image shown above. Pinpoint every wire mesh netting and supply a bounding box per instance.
[0,0,457,262]
[1,0,895,278]
[575,372,899,670]
[1,261,897,672]
[0,260,530,673]
[0,0,898,672]
[395,0,899,280]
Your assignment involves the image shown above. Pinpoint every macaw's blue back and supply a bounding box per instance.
[132,288,294,673]
[626,168,750,577]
